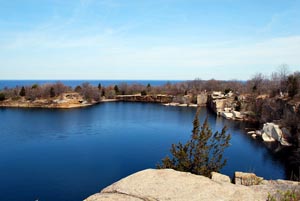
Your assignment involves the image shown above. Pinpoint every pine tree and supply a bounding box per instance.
[19,86,26,97]
[157,107,231,177]
[114,85,119,94]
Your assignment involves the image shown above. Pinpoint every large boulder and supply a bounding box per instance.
[221,112,233,119]
[211,172,231,183]
[84,169,268,201]
[234,172,263,186]
[232,111,242,119]
[261,123,291,146]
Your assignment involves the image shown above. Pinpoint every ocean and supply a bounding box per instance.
[0,80,184,90]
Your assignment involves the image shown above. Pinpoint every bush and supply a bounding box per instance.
[157,107,231,177]
[141,90,147,96]
[267,189,300,201]
[0,93,5,101]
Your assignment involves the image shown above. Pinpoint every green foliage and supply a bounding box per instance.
[19,86,26,97]
[98,83,102,90]
[31,84,39,89]
[267,189,300,201]
[114,85,119,94]
[158,108,231,177]
[146,83,151,93]
[0,93,5,101]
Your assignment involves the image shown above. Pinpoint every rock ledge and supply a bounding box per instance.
[84,169,299,201]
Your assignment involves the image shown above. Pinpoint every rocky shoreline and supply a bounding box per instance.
[0,92,97,109]
[1,91,299,147]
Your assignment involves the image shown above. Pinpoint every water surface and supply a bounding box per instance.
[0,103,287,201]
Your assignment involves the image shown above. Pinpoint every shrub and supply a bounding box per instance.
[141,90,147,96]
[0,93,5,101]
[157,107,231,177]
[267,189,300,201]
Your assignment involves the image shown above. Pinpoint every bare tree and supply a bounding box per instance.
[278,64,290,93]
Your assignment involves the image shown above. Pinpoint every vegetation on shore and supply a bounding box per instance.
[0,65,299,179]
[157,107,231,177]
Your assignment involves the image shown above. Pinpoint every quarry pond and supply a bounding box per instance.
[0,102,290,201]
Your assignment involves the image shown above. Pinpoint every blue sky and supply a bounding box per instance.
[0,0,299,80]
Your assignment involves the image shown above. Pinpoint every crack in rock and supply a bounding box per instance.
[103,191,159,201]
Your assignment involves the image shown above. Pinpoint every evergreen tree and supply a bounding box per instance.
[158,108,231,177]
[98,83,102,90]
[0,93,5,101]
[19,86,26,97]
[288,74,299,98]
[114,85,119,94]
[50,87,56,98]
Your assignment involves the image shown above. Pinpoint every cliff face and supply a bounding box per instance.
[84,169,299,201]
[256,97,300,144]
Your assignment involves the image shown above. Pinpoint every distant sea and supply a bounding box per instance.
[0,80,184,90]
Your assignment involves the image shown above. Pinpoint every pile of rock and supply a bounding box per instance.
[247,122,292,146]
[221,109,245,121]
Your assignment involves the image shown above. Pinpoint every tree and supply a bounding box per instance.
[287,74,299,98]
[19,86,26,97]
[74,85,82,93]
[114,85,119,94]
[146,83,151,92]
[278,64,290,93]
[50,87,56,98]
[0,93,5,101]
[31,84,39,89]
[98,83,102,90]
[157,108,231,177]
[250,73,265,94]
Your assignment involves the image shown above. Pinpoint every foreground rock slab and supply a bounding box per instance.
[84,169,269,201]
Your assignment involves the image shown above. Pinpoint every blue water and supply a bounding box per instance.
[0,80,184,90]
[0,103,287,201]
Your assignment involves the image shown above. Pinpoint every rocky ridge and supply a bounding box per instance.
[84,169,299,201]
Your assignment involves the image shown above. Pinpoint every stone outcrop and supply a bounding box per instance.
[84,169,299,201]
[255,96,300,146]
[261,123,291,146]
[234,172,263,186]
[197,92,208,106]
[211,172,231,183]
[221,111,234,119]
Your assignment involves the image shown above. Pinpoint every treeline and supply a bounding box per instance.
[0,65,299,102]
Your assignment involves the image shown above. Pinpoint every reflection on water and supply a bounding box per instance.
[0,102,294,201]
